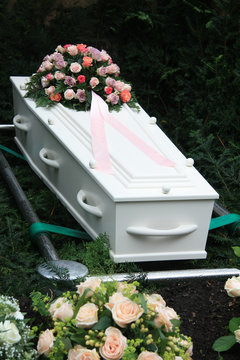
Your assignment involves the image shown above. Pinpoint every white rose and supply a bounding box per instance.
[224,276,240,297]
[235,329,240,343]
[0,320,21,344]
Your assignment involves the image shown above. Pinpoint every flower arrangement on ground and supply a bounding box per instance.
[25,43,138,112]
[33,278,193,360]
[0,294,38,359]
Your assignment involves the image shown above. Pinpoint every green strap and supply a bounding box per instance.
[29,222,91,241]
[0,144,26,161]
[209,213,240,230]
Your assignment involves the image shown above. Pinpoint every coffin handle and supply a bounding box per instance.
[126,224,198,236]
[13,114,30,132]
[39,148,60,169]
[77,190,102,218]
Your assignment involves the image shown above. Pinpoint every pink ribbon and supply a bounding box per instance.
[90,91,175,174]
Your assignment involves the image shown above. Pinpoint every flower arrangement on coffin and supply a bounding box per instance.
[25,43,139,112]
[0,295,38,359]
[34,278,193,360]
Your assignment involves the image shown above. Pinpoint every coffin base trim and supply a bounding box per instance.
[109,249,207,263]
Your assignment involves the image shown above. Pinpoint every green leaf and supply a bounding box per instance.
[229,317,240,333]
[212,335,236,352]
[232,246,240,257]
[60,337,72,351]
[92,315,112,330]
[138,293,148,313]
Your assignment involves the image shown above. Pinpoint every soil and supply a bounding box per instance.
[19,278,240,360]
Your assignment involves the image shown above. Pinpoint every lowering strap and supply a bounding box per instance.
[29,222,91,241]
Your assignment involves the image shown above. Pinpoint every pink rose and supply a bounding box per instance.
[76,89,86,103]
[54,71,65,80]
[114,81,125,92]
[76,303,98,328]
[123,84,132,92]
[154,305,178,332]
[76,278,101,298]
[41,76,49,88]
[105,77,116,87]
[64,89,75,100]
[89,77,99,88]
[100,50,111,62]
[106,64,120,74]
[225,276,240,297]
[68,345,100,360]
[111,299,144,328]
[100,327,127,360]
[70,62,82,73]
[137,351,163,360]
[97,66,107,76]
[67,45,79,56]
[42,60,53,71]
[104,86,113,95]
[106,93,119,105]
[46,73,54,81]
[45,86,56,95]
[37,329,55,356]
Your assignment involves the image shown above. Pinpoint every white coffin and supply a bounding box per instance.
[10,76,219,263]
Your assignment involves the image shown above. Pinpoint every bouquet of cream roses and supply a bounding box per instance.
[25,43,138,112]
[0,295,38,359]
[34,278,193,360]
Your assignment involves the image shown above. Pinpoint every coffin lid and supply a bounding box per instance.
[11,77,219,202]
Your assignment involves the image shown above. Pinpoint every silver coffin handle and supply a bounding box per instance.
[13,114,30,132]
[77,190,102,218]
[126,224,198,236]
[39,148,60,169]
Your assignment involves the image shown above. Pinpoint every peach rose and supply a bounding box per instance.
[37,329,55,356]
[76,303,98,328]
[64,89,75,100]
[105,292,129,311]
[137,351,163,360]
[145,293,166,311]
[111,299,144,328]
[50,92,62,102]
[67,45,78,56]
[76,278,101,298]
[82,56,93,68]
[68,345,100,360]
[224,276,240,297]
[120,89,131,103]
[70,62,82,73]
[52,302,73,322]
[89,77,99,88]
[154,305,178,332]
[100,327,127,360]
